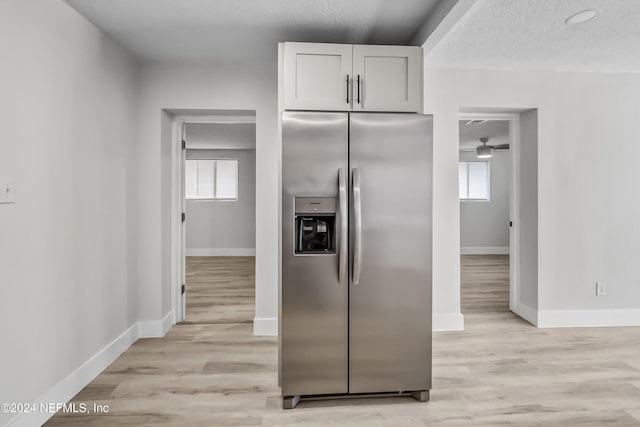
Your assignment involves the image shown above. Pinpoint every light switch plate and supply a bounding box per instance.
[0,179,15,204]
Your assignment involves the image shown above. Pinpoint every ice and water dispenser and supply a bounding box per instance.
[294,197,336,254]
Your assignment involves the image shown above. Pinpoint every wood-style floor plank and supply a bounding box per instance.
[461,254,509,313]
[46,257,640,426]
[183,256,255,324]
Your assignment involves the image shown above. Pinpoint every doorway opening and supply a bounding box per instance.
[458,118,512,314]
[168,110,257,325]
[458,109,539,326]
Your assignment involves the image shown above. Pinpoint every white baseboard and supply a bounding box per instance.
[461,246,509,255]
[138,311,174,338]
[537,309,640,328]
[252,314,464,335]
[7,324,139,427]
[8,312,175,427]
[186,248,256,256]
[513,302,538,326]
[253,317,278,336]
[6,312,175,427]
[433,312,465,331]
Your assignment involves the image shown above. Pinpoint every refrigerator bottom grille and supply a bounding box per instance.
[282,390,430,409]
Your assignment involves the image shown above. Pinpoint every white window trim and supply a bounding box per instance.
[460,160,490,202]
[186,158,239,201]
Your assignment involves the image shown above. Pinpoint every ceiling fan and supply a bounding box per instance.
[476,137,509,158]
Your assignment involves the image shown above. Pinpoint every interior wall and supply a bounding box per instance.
[186,123,256,149]
[459,150,510,252]
[518,110,539,310]
[0,0,139,424]
[136,63,278,334]
[424,66,640,323]
[186,149,257,254]
[160,111,173,317]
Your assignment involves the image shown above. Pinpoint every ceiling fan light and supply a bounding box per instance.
[476,144,492,158]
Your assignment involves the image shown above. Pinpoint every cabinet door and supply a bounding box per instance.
[284,43,353,111]
[352,45,422,112]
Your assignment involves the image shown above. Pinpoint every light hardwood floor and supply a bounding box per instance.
[183,256,255,324]
[461,255,509,313]
[46,257,640,426]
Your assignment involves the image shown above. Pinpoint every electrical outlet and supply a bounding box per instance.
[596,282,607,296]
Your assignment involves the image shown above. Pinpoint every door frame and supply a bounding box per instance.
[169,113,257,323]
[458,112,520,314]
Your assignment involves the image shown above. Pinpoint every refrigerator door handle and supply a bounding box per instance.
[338,168,347,285]
[352,168,362,285]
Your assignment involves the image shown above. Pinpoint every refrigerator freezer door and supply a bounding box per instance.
[348,113,433,394]
[281,112,349,396]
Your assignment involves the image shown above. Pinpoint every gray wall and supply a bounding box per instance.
[518,109,539,310]
[460,150,510,251]
[0,0,139,424]
[186,149,256,254]
[187,123,256,149]
[136,63,277,334]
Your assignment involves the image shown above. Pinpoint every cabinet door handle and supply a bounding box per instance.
[357,74,361,104]
[346,74,350,104]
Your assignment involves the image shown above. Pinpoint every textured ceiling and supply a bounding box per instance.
[459,120,509,150]
[428,0,640,72]
[64,0,440,64]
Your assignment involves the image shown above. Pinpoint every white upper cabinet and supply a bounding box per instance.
[352,45,422,112]
[284,43,353,111]
[283,42,422,112]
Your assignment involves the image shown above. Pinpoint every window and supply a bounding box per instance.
[185,159,238,200]
[459,161,489,200]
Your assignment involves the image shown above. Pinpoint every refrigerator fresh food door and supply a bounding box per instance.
[349,113,433,394]
[281,112,349,396]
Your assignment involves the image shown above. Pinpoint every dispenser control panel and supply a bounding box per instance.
[294,197,336,255]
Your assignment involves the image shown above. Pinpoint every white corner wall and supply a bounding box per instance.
[459,150,510,254]
[0,1,140,425]
[136,64,278,335]
[425,67,640,328]
[518,109,538,313]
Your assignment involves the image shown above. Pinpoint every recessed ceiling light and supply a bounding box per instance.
[565,9,597,25]
[465,120,487,125]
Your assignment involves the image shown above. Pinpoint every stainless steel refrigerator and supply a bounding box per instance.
[280,111,432,409]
